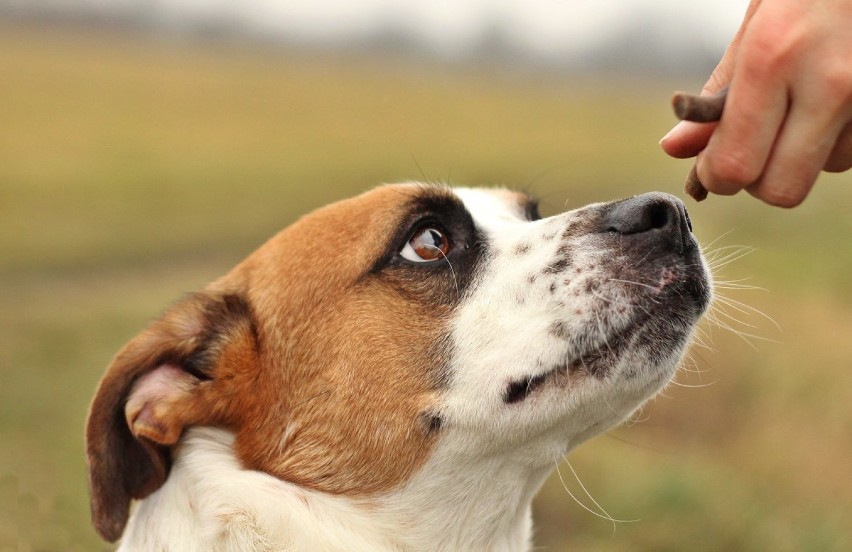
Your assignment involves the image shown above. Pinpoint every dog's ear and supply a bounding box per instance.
[85,292,258,542]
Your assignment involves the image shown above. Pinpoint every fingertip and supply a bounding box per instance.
[660,120,687,144]
[824,124,852,172]
[747,184,808,208]
[660,121,716,159]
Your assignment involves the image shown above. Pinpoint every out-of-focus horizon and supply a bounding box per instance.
[1,0,747,74]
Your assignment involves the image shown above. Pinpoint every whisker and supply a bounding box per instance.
[710,302,760,330]
[632,246,660,268]
[593,310,616,358]
[623,404,651,426]
[712,276,763,289]
[697,229,735,251]
[590,289,633,308]
[706,246,756,270]
[554,459,639,530]
[686,328,717,354]
[425,244,460,300]
[409,153,429,182]
[601,394,626,419]
[702,315,778,350]
[668,378,718,389]
[713,293,781,331]
[604,431,659,452]
[704,243,752,257]
[607,278,659,293]
[713,282,764,292]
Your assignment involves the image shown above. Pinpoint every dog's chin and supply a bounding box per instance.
[503,322,681,407]
[504,269,710,407]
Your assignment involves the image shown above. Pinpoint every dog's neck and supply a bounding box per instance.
[119,427,551,551]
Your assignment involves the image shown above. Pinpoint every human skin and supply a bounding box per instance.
[660,0,852,207]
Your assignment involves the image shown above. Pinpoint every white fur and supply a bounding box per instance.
[121,427,540,551]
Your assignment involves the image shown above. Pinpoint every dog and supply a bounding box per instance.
[86,183,711,550]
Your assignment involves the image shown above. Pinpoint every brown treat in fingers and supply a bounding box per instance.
[684,166,709,202]
[671,87,729,201]
[672,88,729,122]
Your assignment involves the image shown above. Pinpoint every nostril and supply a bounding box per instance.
[647,201,671,231]
[598,192,689,238]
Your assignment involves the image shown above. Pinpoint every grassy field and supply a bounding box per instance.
[1,24,850,551]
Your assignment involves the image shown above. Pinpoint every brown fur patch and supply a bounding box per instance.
[224,185,449,494]
[86,184,458,540]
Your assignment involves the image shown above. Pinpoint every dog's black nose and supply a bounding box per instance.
[598,192,694,251]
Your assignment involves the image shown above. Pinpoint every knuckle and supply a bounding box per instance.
[704,70,732,95]
[820,63,852,104]
[743,35,793,76]
[742,19,807,77]
[704,150,760,190]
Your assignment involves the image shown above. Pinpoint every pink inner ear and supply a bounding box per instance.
[125,364,199,446]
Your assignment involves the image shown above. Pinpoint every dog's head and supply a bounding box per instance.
[86,184,710,541]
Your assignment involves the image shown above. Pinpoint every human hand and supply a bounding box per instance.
[660,0,852,207]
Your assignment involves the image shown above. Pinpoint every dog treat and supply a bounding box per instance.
[672,87,728,123]
[671,87,728,201]
[683,165,709,202]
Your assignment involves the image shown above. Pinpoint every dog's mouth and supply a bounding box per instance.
[502,332,629,404]
[502,356,594,404]
[501,265,708,405]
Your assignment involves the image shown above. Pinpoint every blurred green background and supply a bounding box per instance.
[1,23,850,551]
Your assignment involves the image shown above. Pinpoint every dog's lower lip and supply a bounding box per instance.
[502,352,604,404]
[503,372,549,404]
[502,312,654,405]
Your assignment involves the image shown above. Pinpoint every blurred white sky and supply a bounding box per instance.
[243,0,747,57]
[3,0,750,65]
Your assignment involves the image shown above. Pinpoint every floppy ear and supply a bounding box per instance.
[85,292,258,542]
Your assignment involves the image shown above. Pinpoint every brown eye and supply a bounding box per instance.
[400,226,450,262]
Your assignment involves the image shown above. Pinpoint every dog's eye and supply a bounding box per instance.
[400,226,450,262]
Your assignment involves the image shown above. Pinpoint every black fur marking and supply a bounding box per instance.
[421,412,443,433]
[183,293,259,380]
[524,197,542,222]
[503,372,548,404]
[371,186,487,306]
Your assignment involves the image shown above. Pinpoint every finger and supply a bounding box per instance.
[660,121,718,159]
[697,74,789,196]
[824,122,852,173]
[660,62,732,155]
[660,0,764,160]
[746,101,845,207]
[694,149,737,196]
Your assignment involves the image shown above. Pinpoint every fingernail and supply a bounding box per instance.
[659,121,687,145]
